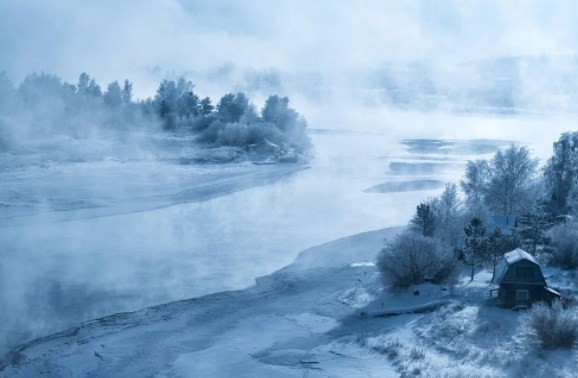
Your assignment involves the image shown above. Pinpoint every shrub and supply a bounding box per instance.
[523,300,578,349]
[199,120,288,149]
[548,223,578,269]
[216,122,250,147]
[376,231,456,288]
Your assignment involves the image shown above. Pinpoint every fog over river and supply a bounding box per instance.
[0,111,574,356]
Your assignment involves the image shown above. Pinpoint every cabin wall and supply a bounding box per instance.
[500,284,548,307]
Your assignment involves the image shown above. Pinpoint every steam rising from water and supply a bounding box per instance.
[2,0,578,362]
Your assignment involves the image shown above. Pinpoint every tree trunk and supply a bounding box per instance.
[470,250,475,281]
[491,255,496,282]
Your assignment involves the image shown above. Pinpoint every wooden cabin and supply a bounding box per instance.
[494,248,561,308]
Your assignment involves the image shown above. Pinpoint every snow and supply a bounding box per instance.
[1,130,458,357]
[350,262,375,268]
[338,287,376,308]
[3,115,578,376]
[5,227,578,377]
[504,248,539,265]
[0,228,401,377]
[496,248,541,284]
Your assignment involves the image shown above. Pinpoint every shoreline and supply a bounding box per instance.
[1,226,404,376]
[0,162,309,228]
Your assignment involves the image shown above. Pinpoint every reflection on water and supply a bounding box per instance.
[0,115,560,355]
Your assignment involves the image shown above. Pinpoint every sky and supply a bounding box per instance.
[1,0,578,99]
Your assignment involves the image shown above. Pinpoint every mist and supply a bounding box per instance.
[3,0,578,112]
[3,0,578,373]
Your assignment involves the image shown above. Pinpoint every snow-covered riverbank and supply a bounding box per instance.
[0,130,466,357]
[4,227,578,378]
[0,227,403,376]
[3,111,574,374]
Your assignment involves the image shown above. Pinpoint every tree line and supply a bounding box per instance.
[0,72,311,161]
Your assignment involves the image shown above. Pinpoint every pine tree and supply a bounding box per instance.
[464,218,487,281]
[516,203,552,255]
[410,202,436,237]
[121,80,133,105]
[484,227,516,281]
[103,81,122,108]
[199,97,214,116]
[545,132,578,214]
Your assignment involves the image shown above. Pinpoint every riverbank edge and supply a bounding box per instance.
[0,226,404,373]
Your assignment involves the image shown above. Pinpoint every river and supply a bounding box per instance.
[0,110,573,356]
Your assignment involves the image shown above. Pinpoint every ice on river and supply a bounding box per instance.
[1,111,574,357]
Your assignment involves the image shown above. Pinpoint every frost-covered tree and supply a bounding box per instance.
[121,80,133,105]
[77,73,101,97]
[516,202,552,256]
[377,231,455,288]
[199,97,214,116]
[548,222,578,269]
[410,202,436,237]
[261,95,310,152]
[566,183,578,217]
[545,132,578,214]
[77,72,90,95]
[464,217,487,281]
[216,92,255,123]
[19,73,67,104]
[154,80,178,129]
[262,95,298,130]
[485,145,539,216]
[460,159,490,218]
[483,227,516,281]
[431,183,465,252]
[174,78,198,118]
[104,81,122,108]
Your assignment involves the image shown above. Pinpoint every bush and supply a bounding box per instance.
[548,223,578,269]
[199,120,289,149]
[523,300,578,349]
[376,231,456,288]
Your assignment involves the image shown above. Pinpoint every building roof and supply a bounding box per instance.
[503,248,538,265]
[495,248,540,284]
[545,287,562,297]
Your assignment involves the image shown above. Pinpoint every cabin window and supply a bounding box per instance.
[515,266,534,279]
[516,289,529,301]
